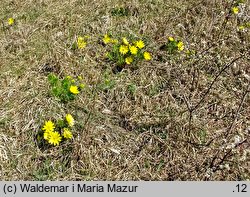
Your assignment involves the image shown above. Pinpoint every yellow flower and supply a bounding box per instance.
[65,114,75,127]
[232,7,239,14]
[66,76,72,80]
[63,128,73,139]
[177,41,184,51]
[77,36,87,49]
[125,56,133,64]
[42,120,55,133]
[43,130,51,140]
[122,37,129,45]
[119,45,129,55]
[143,52,151,60]
[48,131,62,146]
[69,85,79,94]
[129,45,138,55]
[103,34,111,44]
[8,18,14,25]
[168,36,174,42]
[135,40,145,49]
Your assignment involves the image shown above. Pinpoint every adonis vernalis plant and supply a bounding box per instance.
[103,34,151,68]
[161,36,185,54]
[39,114,75,146]
[48,73,85,102]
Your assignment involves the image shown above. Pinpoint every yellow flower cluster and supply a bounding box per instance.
[42,120,62,146]
[42,114,74,146]
[167,36,185,52]
[118,37,142,57]
[104,34,151,65]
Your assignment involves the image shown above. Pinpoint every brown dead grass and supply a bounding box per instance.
[0,0,249,180]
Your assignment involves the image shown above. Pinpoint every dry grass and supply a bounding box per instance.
[0,0,249,180]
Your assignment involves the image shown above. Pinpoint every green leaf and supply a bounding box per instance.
[48,73,58,86]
